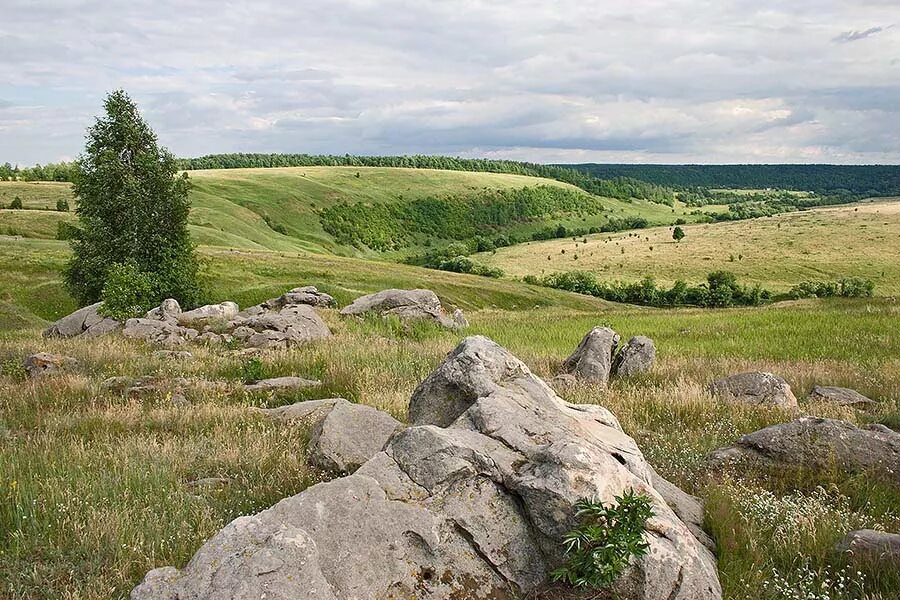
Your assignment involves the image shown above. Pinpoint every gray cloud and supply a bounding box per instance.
[1,0,900,165]
[833,26,885,43]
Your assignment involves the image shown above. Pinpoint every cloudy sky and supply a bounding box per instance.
[2,0,899,166]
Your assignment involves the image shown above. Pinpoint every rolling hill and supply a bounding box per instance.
[479,199,900,294]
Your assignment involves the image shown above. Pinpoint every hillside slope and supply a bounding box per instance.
[0,167,713,256]
[479,199,900,294]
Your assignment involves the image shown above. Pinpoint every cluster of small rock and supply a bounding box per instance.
[553,326,657,388]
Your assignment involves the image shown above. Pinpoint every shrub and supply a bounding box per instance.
[789,278,875,299]
[98,262,158,321]
[672,226,685,242]
[9,196,23,209]
[56,198,70,212]
[56,221,79,241]
[551,490,653,589]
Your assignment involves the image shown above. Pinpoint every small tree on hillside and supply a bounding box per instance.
[10,196,23,209]
[672,226,685,242]
[64,90,201,313]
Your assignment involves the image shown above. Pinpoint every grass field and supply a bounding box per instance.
[480,199,900,294]
[1,167,899,600]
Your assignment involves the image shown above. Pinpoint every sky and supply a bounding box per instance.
[2,0,899,166]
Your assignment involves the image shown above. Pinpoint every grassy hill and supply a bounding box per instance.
[1,167,717,257]
[479,199,900,295]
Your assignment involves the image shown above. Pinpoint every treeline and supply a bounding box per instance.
[524,271,770,308]
[708,193,863,222]
[565,163,900,197]
[0,162,76,182]
[178,153,674,203]
[319,185,605,251]
[524,270,876,307]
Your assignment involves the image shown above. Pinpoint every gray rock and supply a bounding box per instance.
[152,350,193,361]
[196,331,231,346]
[339,288,465,330]
[242,286,337,316]
[242,305,332,349]
[707,417,900,486]
[835,529,900,568]
[561,326,620,386]
[230,325,256,341]
[614,336,656,377]
[178,301,239,325]
[309,400,403,473]
[650,468,715,552]
[123,318,199,348]
[709,371,798,409]
[808,385,876,408]
[42,302,121,338]
[260,398,343,422]
[244,376,321,393]
[102,376,190,401]
[145,298,182,321]
[133,336,721,600]
[23,352,77,378]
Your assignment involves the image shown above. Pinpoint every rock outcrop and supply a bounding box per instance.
[123,317,199,347]
[244,376,321,393]
[178,301,239,325]
[42,302,120,338]
[133,336,720,600]
[808,385,876,408]
[339,288,466,330]
[709,371,798,409]
[561,326,620,386]
[239,305,332,349]
[835,529,900,568]
[614,336,657,378]
[23,352,77,378]
[243,286,336,313]
[707,417,900,487]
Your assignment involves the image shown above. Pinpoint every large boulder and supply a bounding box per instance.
[561,326,620,386]
[835,529,900,568]
[262,398,403,473]
[244,376,321,393]
[243,286,337,314]
[178,301,239,325]
[241,305,332,349]
[808,385,876,408]
[42,302,120,338]
[123,318,199,347]
[339,288,466,330]
[23,352,77,378]
[134,336,720,600]
[707,417,900,487]
[614,336,656,377]
[709,371,798,409]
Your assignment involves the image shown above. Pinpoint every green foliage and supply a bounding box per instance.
[526,270,770,308]
[55,221,79,241]
[56,198,70,212]
[64,90,201,309]
[320,185,602,251]
[239,357,267,384]
[672,226,685,242]
[98,262,157,321]
[9,196,22,210]
[789,278,875,299]
[551,491,653,589]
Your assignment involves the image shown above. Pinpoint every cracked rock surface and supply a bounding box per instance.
[132,336,720,600]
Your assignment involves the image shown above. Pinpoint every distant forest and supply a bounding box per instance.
[562,164,900,197]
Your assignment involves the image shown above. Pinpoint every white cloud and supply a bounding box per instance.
[1,0,899,164]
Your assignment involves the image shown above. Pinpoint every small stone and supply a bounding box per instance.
[709,371,798,408]
[808,385,876,408]
[23,352,77,378]
[244,376,322,393]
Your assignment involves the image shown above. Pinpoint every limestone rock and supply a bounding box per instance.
[242,305,331,349]
[808,385,876,408]
[614,336,656,377]
[23,352,77,378]
[709,371,798,409]
[42,302,120,338]
[340,288,466,329]
[132,336,721,600]
[308,400,403,473]
[650,468,714,552]
[178,301,239,325]
[561,326,620,386]
[123,318,198,347]
[707,417,900,487]
[145,299,181,321]
[244,376,321,393]
[835,529,900,568]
